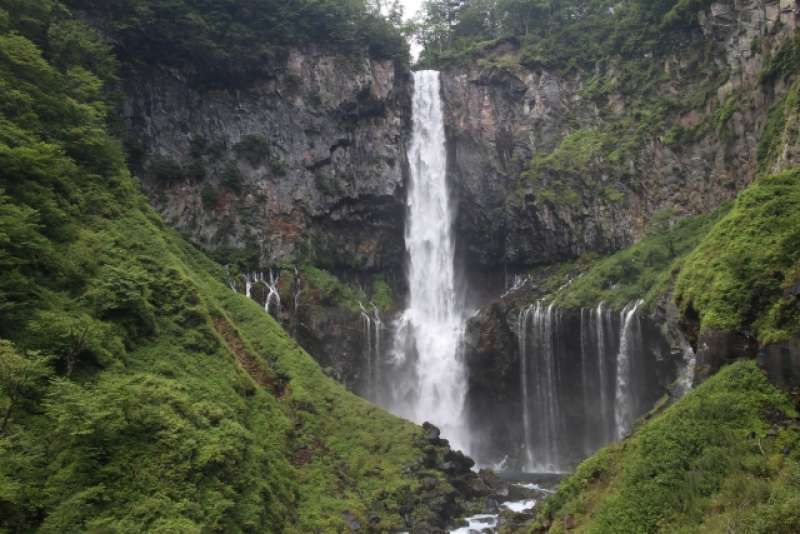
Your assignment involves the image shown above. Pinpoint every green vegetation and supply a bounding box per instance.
[64,0,408,85]
[757,78,800,174]
[0,3,453,531]
[553,206,729,310]
[415,0,712,78]
[534,360,800,533]
[675,170,800,344]
[549,167,799,345]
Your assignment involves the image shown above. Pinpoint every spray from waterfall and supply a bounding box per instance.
[387,70,468,451]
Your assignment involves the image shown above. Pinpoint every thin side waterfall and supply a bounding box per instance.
[387,70,468,451]
[264,270,281,317]
[359,303,383,402]
[579,308,593,455]
[230,271,282,319]
[614,300,643,439]
[518,301,562,472]
[594,302,612,444]
[518,305,534,469]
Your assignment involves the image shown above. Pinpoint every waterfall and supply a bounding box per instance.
[264,270,281,317]
[245,273,254,299]
[594,302,612,444]
[614,300,643,440]
[359,303,383,402]
[387,70,467,451]
[518,305,534,469]
[512,299,660,471]
[232,271,282,320]
[579,308,593,455]
[518,302,562,472]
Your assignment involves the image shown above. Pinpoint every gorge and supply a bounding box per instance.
[1,0,799,532]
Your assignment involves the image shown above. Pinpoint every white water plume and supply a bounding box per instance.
[387,70,468,452]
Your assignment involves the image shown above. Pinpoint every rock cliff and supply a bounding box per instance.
[124,47,411,273]
[441,0,798,275]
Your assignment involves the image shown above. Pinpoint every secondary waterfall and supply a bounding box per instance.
[518,302,562,472]
[359,303,383,403]
[234,271,282,319]
[614,300,643,439]
[515,301,657,472]
[387,70,468,451]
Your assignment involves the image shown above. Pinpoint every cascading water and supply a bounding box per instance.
[359,302,383,403]
[614,300,643,439]
[513,299,662,471]
[518,305,534,469]
[594,302,613,444]
[232,271,282,319]
[387,70,468,451]
[264,270,281,317]
[518,302,562,472]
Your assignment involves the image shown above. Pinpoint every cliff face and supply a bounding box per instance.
[124,47,411,273]
[120,1,799,417]
[449,0,800,457]
[441,0,798,273]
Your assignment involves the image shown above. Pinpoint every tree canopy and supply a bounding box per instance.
[64,0,409,84]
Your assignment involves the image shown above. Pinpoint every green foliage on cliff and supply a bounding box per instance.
[675,170,800,344]
[63,0,408,84]
[554,206,729,310]
[535,360,800,534]
[757,77,800,175]
[415,0,712,73]
[0,3,454,532]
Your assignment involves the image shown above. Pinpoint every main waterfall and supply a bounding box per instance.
[387,71,468,451]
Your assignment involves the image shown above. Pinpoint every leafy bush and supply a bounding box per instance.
[675,170,800,343]
[554,206,728,310]
[147,155,184,183]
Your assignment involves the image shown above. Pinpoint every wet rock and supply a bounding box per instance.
[422,422,442,443]
[483,497,500,514]
[695,329,758,380]
[758,339,800,389]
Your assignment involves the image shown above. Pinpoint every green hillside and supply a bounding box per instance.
[531,361,800,534]
[0,2,461,532]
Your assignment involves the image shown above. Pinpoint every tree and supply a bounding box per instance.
[0,340,51,434]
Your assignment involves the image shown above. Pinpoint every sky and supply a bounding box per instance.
[397,0,424,60]
[398,0,424,20]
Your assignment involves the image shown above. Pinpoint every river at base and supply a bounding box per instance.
[450,473,561,534]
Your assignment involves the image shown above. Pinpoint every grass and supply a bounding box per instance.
[551,206,729,310]
[534,360,800,533]
[674,170,800,343]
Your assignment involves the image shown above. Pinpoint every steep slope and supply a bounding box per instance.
[529,360,800,533]
[63,0,414,389]
[0,2,477,532]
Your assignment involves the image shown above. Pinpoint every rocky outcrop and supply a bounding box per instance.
[440,1,798,274]
[123,46,411,273]
[121,47,411,384]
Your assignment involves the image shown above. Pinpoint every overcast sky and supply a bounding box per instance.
[397,0,424,60]
[399,0,424,20]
